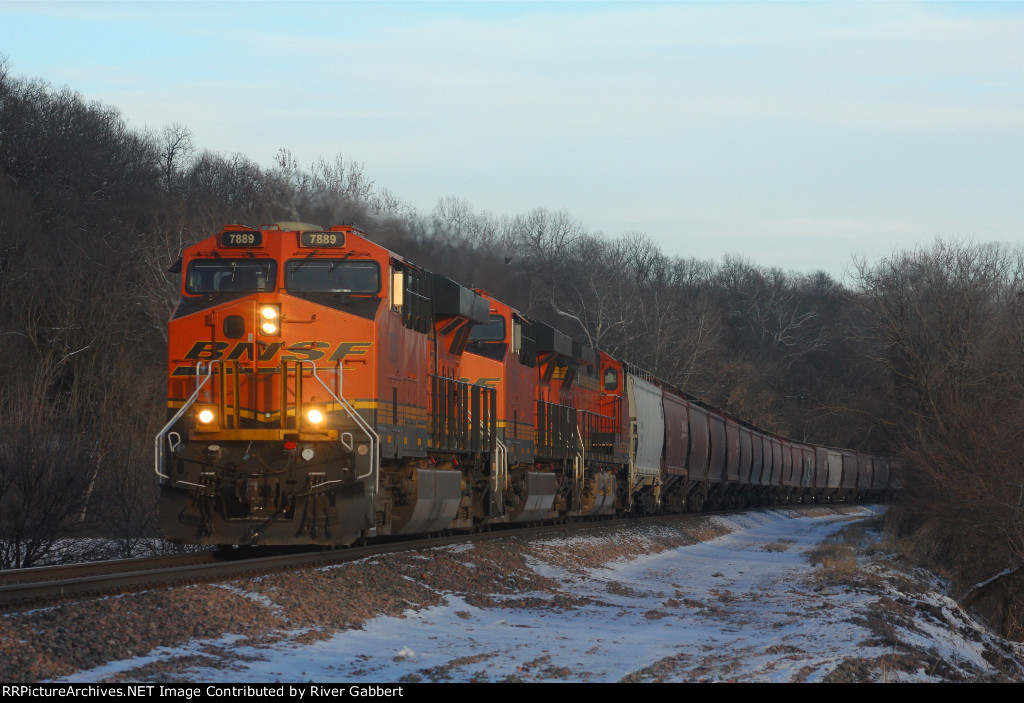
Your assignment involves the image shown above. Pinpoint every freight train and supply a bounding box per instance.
[155,222,895,546]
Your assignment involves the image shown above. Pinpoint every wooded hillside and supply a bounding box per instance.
[2,66,1022,636]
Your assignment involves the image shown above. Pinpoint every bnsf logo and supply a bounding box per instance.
[460,377,501,388]
[181,341,371,363]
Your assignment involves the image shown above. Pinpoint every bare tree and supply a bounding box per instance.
[853,238,1024,637]
[160,123,194,195]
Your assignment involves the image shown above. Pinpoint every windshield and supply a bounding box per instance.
[286,259,380,294]
[185,260,276,294]
[469,314,506,342]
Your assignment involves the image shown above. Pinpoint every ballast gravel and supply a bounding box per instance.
[2,505,1020,682]
[0,516,730,682]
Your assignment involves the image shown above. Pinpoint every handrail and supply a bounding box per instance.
[463,389,504,494]
[493,438,508,495]
[154,361,217,480]
[299,361,380,501]
[155,359,380,500]
[576,425,586,486]
[581,408,616,423]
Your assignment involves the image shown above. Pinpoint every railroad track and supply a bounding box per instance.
[0,552,220,587]
[0,505,858,612]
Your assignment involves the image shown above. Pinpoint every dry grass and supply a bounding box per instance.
[804,520,891,591]
[806,542,860,588]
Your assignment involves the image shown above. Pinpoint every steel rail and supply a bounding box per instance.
[0,552,219,587]
[0,504,864,612]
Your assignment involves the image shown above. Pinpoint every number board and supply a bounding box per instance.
[221,230,262,247]
[300,231,346,247]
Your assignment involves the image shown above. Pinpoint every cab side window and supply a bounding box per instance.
[604,368,619,391]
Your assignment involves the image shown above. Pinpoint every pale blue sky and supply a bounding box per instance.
[2,1,1023,278]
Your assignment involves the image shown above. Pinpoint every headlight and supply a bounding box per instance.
[198,409,215,424]
[306,408,324,424]
[259,305,281,335]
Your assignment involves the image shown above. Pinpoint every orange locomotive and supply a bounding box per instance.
[156,222,893,547]
[156,222,620,546]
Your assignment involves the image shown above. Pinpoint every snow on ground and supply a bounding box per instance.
[47,505,1024,683]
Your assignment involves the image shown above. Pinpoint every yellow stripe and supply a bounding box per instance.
[191,428,338,441]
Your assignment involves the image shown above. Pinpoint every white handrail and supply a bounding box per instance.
[154,361,217,480]
[300,361,380,500]
[493,438,508,495]
[576,425,586,487]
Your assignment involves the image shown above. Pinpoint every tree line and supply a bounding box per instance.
[2,64,1023,637]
